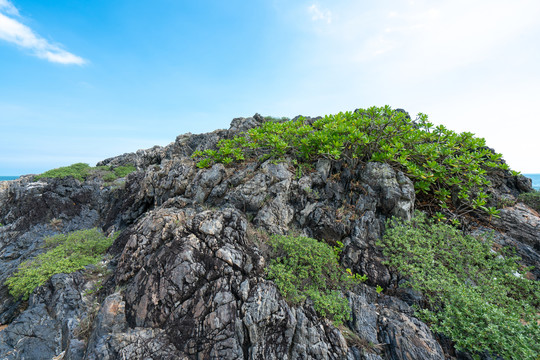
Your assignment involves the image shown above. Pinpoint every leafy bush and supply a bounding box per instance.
[264,115,290,122]
[266,235,366,325]
[378,212,540,359]
[5,228,117,300]
[193,106,513,217]
[112,164,137,178]
[518,190,540,212]
[35,163,136,183]
[35,163,91,182]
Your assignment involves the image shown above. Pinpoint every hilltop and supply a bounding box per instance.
[0,107,538,360]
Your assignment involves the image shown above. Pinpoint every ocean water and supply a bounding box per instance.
[523,174,540,191]
[0,176,18,181]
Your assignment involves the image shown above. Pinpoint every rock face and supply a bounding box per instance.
[0,114,536,360]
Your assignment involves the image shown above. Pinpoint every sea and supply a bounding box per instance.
[0,176,19,182]
[524,174,540,191]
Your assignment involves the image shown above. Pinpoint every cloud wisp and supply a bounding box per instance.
[309,4,332,24]
[0,0,85,65]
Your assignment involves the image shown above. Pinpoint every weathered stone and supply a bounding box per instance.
[360,162,415,221]
[0,116,537,360]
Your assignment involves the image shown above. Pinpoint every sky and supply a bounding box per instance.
[1,0,539,175]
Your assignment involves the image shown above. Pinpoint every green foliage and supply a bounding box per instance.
[35,163,136,183]
[5,228,117,300]
[518,190,540,212]
[264,115,290,122]
[35,163,91,182]
[193,106,512,216]
[378,212,540,359]
[112,164,137,178]
[266,235,365,325]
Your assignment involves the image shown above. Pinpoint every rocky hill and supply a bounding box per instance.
[0,110,538,360]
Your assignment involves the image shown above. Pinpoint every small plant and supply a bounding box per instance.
[266,234,366,325]
[49,218,63,231]
[378,212,540,359]
[5,228,117,300]
[518,190,540,212]
[375,285,383,294]
[74,300,100,341]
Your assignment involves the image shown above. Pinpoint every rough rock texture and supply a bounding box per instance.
[0,114,537,360]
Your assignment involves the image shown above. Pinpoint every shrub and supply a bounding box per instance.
[266,235,366,325]
[35,163,91,182]
[378,212,540,359]
[518,190,540,212]
[35,163,136,183]
[264,115,290,122]
[113,164,137,178]
[193,106,514,218]
[5,228,117,300]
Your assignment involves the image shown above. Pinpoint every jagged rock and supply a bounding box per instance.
[491,203,540,251]
[360,163,415,221]
[228,114,264,133]
[0,273,86,360]
[0,116,538,360]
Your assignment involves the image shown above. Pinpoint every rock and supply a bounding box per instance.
[491,203,540,251]
[0,273,86,360]
[0,114,537,360]
[360,162,415,221]
[378,306,445,360]
[228,114,264,133]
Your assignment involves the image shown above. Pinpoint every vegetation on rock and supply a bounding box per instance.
[34,162,136,183]
[34,162,92,182]
[266,234,366,325]
[193,106,515,219]
[5,228,117,300]
[193,106,517,218]
[518,190,540,212]
[378,212,540,359]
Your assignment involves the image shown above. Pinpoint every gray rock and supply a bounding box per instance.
[1,118,537,360]
[0,273,87,360]
[360,162,415,221]
[490,203,540,251]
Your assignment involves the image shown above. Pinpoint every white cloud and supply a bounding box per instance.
[0,1,85,65]
[0,0,18,16]
[308,4,332,24]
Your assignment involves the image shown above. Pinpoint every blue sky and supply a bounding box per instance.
[1,0,540,175]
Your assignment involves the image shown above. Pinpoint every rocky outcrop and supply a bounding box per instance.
[0,114,537,360]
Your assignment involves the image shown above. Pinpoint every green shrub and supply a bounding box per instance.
[113,164,137,178]
[266,235,366,325]
[378,212,540,359]
[518,190,540,212]
[5,228,117,300]
[264,115,290,122]
[35,163,136,183]
[193,106,513,217]
[35,163,91,182]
